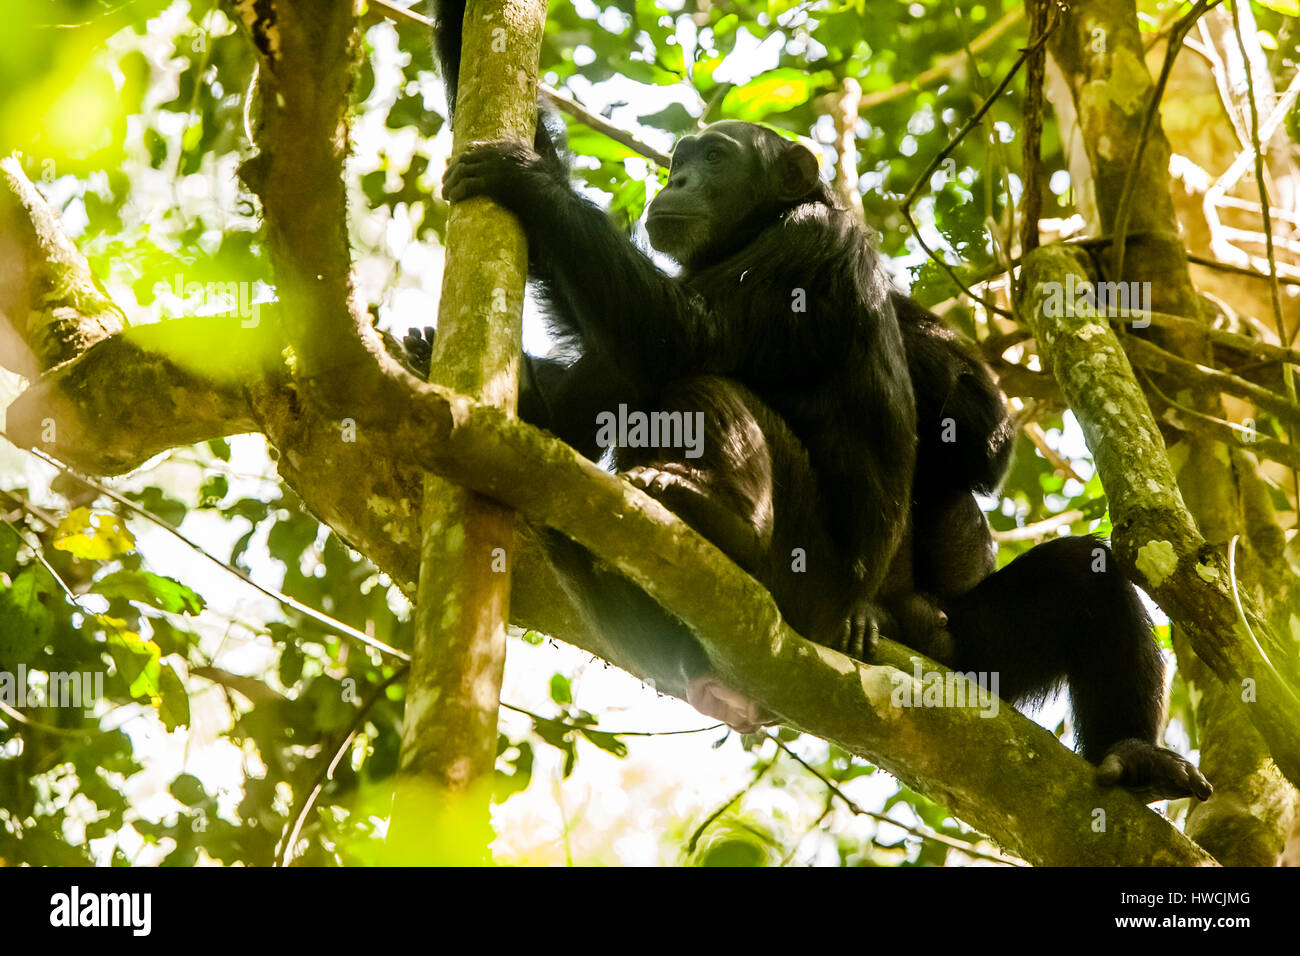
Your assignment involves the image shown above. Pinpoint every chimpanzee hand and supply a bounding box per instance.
[1098,738,1214,802]
[832,595,955,665]
[402,325,436,379]
[834,600,884,661]
[442,142,553,211]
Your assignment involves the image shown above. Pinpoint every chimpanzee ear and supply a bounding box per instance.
[775,143,820,201]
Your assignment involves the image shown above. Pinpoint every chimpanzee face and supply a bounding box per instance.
[645,121,820,267]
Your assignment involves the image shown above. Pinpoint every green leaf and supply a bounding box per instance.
[549,673,572,705]
[0,567,56,661]
[199,474,229,507]
[494,738,534,802]
[720,69,822,121]
[532,717,578,777]
[125,487,188,527]
[267,513,317,566]
[278,643,304,686]
[699,839,767,867]
[156,662,191,731]
[147,618,199,656]
[0,523,22,575]
[908,258,962,308]
[388,91,444,136]
[106,625,162,700]
[181,119,203,152]
[577,727,628,758]
[170,772,206,806]
[96,569,205,615]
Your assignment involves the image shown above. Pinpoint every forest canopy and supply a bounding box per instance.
[1,0,1298,868]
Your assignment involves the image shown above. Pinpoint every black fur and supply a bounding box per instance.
[423,0,1211,801]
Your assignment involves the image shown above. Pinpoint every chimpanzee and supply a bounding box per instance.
[419,0,1211,802]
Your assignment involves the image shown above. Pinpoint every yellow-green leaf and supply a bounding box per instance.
[53,507,135,560]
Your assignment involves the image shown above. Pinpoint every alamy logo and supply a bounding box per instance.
[595,404,705,459]
[891,660,1000,717]
[155,273,264,328]
[1039,273,1151,326]
[0,666,102,717]
[49,886,151,936]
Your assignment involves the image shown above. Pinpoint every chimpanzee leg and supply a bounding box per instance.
[534,526,723,706]
[912,491,996,599]
[942,536,1211,800]
[561,375,864,728]
[611,376,857,649]
[874,489,996,666]
[527,374,823,733]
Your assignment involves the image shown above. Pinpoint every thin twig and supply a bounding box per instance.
[1021,421,1086,483]
[500,700,723,737]
[1139,309,1300,368]
[540,88,673,167]
[1124,337,1300,427]
[857,7,1024,111]
[0,699,105,738]
[1229,1,1295,513]
[685,760,773,856]
[992,508,1086,543]
[829,75,863,217]
[1185,252,1300,287]
[1137,366,1300,472]
[1019,0,1049,258]
[769,734,1021,865]
[370,0,673,166]
[2,437,410,663]
[899,12,1060,318]
[277,664,409,866]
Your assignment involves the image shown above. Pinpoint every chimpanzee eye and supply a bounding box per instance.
[705,147,724,164]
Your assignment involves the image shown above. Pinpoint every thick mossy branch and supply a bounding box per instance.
[1020,244,1300,790]
[397,0,545,813]
[1124,336,1300,428]
[1177,631,1299,867]
[1046,0,1300,857]
[6,318,270,473]
[227,0,414,414]
[0,157,124,377]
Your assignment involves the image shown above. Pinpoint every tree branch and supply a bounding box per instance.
[1020,243,1300,790]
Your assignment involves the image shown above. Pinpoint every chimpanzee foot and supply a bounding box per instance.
[882,593,957,666]
[687,676,769,733]
[1097,738,1214,802]
[622,465,763,570]
[624,463,699,498]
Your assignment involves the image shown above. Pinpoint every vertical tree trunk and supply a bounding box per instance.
[389,0,546,864]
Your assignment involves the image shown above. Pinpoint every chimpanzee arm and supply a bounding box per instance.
[443,145,714,374]
[893,293,1014,498]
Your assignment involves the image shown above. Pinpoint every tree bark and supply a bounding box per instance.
[390,0,546,864]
